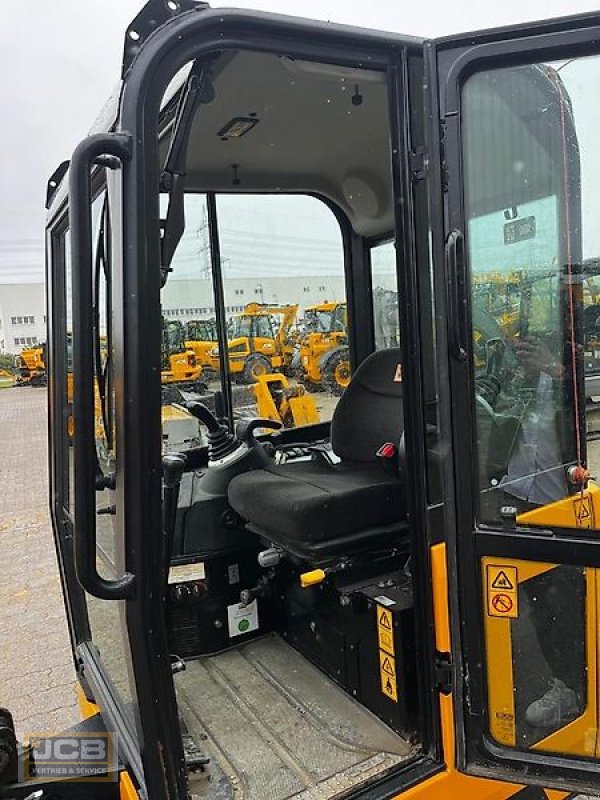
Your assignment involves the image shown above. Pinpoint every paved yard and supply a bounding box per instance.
[0,387,78,738]
[0,384,599,800]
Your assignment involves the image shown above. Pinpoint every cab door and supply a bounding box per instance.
[429,14,600,795]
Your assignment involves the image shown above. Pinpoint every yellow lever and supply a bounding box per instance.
[300,569,327,589]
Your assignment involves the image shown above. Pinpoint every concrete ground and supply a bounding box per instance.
[0,387,78,739]
[0,384,599,799]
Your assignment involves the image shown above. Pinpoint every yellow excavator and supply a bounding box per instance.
[14,343,46,386]
[212,302,298,383]
[297,301,350,395]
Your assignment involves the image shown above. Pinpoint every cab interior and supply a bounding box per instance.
[157,45,433,799]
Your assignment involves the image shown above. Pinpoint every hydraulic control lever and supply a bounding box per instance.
[162,453,187,581]
[185,401,240,461]
[236,417,282,448]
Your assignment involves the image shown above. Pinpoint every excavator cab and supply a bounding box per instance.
[184,318,219,375]
[35,3,600,800]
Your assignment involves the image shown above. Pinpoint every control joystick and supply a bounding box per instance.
[185,402,239,463]
[184,402,282,495]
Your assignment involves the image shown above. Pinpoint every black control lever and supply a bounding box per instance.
[184,401,220,432]
[162,453,187,584]
[236,418,282,448]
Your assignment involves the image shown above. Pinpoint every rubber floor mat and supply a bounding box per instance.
[176,633,416,799]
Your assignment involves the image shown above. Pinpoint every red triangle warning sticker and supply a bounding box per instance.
[491,570,514,591]
[385,678,394,695]
[579,503,591,519]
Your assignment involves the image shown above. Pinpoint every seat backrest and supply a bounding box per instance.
[331,347,403,462]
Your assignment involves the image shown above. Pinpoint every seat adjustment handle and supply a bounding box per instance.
[300,569,327,588]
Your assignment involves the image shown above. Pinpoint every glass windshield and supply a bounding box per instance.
[305,309,333,333]
[229,315,253,340]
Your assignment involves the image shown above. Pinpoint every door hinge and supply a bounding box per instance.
[409,149,426,182]
[435,651,453,695]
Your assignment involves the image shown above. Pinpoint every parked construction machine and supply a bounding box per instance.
[213,302,298,383]
[184,318,219,376]
[10,4,600,800]
[14,343,46,386]
[161,317,205,390]
[297,301,350,394]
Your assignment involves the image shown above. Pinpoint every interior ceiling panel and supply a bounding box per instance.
[164,50,393,237]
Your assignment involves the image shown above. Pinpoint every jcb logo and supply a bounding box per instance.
[22,732,117,782]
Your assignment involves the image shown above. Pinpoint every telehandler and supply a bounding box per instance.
[8,3,600,800]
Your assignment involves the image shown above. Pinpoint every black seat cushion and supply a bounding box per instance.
[228,459,405,544]
[228,348,405,552]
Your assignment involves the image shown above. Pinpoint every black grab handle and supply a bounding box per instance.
[445,230,468,362]
[70,133,135,600]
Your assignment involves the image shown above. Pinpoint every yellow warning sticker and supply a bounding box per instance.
[379,651,396,678]
[486,565,518,619]
[379,650,398,702]
[377,605,394,656]
[491,710,516,746]
[574,493,594,529]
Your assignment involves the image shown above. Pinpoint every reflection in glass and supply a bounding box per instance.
[370,240,399,350]
[484,559,589,757]
[462,63,584,523]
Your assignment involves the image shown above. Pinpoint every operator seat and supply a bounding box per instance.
[228,348,406,561]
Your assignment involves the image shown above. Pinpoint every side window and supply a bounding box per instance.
[370,240,400,350]
[160,193,220,453]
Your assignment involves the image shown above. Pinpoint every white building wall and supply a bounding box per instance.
[0,283,46,354]
[161,275,395,322]
[0,270,398,354]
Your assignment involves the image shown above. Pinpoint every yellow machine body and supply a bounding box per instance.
[252,372,319,428]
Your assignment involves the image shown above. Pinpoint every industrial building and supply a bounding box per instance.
[0,269,396,356]
[0,283,46,354]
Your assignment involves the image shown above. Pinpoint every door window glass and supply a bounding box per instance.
[462,62,584,524]
[462,55,600,760]
[62,183,141,743]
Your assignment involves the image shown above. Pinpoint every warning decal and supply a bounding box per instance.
[376,605,398,702]
[379,650,398,701]
[491,570,514,591]
[377,605,395,656]
[574,493,595,529]
[486,565,518,619]
[379,651,396,679]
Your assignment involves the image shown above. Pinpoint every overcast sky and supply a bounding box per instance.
[2,0,599,283]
